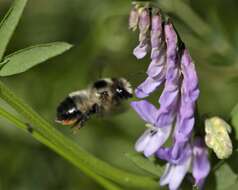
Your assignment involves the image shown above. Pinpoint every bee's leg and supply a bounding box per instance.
[71,104,100,132]
[71,118,86,133]
[79,114,90,127]
[70,119,81,130]
[71,113,90,130]
[90,103,100,114]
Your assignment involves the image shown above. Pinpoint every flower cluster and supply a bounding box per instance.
[129,4,210,190]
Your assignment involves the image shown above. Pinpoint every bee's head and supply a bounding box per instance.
[113,78,133,99]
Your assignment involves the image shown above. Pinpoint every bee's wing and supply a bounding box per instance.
[69,89,89,98]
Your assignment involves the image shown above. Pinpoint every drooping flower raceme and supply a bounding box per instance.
[132,21,182,157]
[133,21,181,157]
[129,3,211,189]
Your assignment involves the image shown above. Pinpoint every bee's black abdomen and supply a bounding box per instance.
[57,97,81,121]
[93,80,107,89]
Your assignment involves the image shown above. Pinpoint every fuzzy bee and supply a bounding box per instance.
[56,78,133,129]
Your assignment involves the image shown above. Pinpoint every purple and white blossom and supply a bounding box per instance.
[159,143,192,190]
[131,100,172,157]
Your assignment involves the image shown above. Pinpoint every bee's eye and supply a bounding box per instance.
[116,88,123,93]
[116,87,132,98]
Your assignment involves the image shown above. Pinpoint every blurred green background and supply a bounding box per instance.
[0,0,238,189]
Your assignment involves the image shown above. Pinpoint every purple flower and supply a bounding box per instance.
[133,42,149,59]
[131,100,172,157]
[159,144,192,190]
[172,48,199,159]
[157,138,210,190]
[192,138,210,189]
[133,8,150,59]
[154,22,180,132]
[135,13,166,98]
[163,22,179,93]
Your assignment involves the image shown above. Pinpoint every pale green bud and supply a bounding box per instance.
[129,8,139,31]
[205,117,233,159]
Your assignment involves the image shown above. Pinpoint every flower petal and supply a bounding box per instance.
[181,49,199,96]
[133,42,149,59]
[144,125,172,157]
[160,144,192,190]
[135,129,151,152]
[171,140,187,161]
[135,77,163,98]
[129,8,139,31]
[138,9,150,34]
[174,117,194,142]
[192,138,210,189]
[159,88,179,108]
[169,154,192,190]
[147,54,166,78]
[157,147,171,161]
[160,163,174,186]
[130,100,158,124]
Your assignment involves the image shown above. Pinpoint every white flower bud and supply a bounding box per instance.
[205,117,233,159]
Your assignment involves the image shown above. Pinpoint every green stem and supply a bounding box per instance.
[0,106,122,190]
[155,0,211,37]
[212,160,225,172]
[0,81,158,188]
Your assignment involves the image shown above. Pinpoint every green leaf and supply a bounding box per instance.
[0,42,72,76]
[214,163,237,190]
[126,152,164,177]
[224,180,238,190]
[0,0,28,60]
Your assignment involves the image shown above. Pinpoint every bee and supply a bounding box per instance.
[56,78,133,129]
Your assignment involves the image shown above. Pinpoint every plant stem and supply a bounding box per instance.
[0,106,123,190]
[0,80,158,188]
